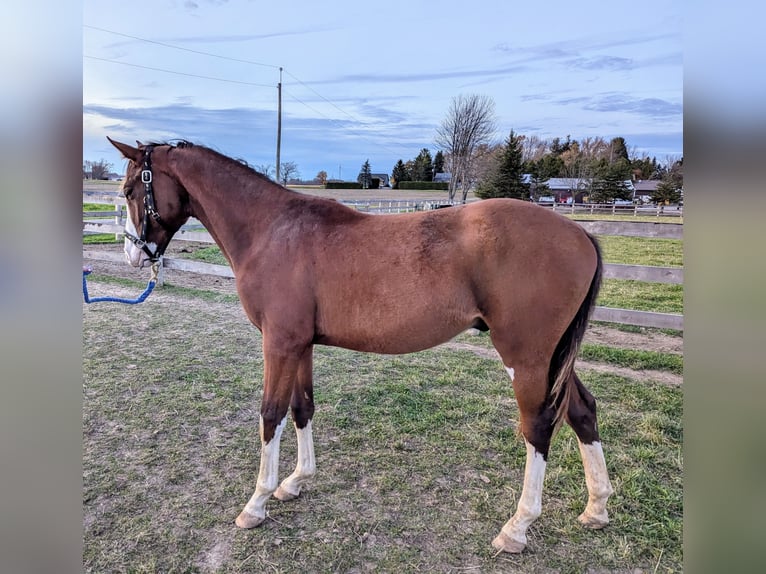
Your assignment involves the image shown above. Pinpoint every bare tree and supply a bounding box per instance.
[520,134,548,163]
[435,94,497,202]
[279,161,300,186]
[83,159,113,180]
[255,163,275,180]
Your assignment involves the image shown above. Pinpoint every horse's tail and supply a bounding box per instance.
[549,232,603,430]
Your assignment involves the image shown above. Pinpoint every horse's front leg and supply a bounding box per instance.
[235,345,306,528]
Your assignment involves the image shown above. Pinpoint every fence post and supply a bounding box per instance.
[114,205,123,241]
[155,259,166,287]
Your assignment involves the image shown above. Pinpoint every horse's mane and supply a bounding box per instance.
[147,140,274,183]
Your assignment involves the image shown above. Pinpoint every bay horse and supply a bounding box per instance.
[107,138,613,554]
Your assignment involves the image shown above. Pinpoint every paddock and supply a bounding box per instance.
[83,283,682,572]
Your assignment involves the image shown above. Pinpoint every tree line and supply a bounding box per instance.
[359,93,683,205]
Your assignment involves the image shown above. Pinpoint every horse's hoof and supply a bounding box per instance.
[273,485,299,501]
[491,531,526,554]
[235,510,264,529]
[578,510,609,529]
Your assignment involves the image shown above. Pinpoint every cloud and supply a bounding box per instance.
[492,32,678,71]
[586,94,682,118]
[565,56,635,71]
[547,92,681,120]
[308,64,529,86]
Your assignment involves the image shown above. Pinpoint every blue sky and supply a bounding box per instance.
[83,0,682,180]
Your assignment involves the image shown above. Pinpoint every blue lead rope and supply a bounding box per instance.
[82,264,159,304]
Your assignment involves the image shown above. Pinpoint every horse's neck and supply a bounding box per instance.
[173,154,281,268]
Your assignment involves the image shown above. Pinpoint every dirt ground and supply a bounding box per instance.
[84,241,682,387]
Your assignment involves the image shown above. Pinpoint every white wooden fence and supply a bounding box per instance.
[84,195,683,330]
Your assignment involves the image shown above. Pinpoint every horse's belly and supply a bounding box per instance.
[317,309,472,354]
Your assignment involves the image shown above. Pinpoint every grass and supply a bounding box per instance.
[84,202,118,212]
[566,213,683,223]
[453,330,682,375]
[179,245,229,266]
[599,279,683,314]
[83,233,121,244]
[83,291,682,573]
[580,344,683,375]
[85,273,240,304]
[596,235,683,268]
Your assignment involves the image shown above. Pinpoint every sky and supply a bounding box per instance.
[83,0,683,181]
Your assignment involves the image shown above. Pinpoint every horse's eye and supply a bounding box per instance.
[123,186,133,199]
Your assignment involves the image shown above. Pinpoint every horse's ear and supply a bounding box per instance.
[107,137,141,162]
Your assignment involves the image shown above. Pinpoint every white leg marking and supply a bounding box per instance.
[497,439,546,549]
[123,216,158,268]
[276,420,316,499]
[505,366,515,382]
[241,416,288,521]
[577,440,614,527]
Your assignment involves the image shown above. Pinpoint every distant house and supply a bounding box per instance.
[633,180,660,203]
[545,178,592,203]
[433,172,451,183]
[371,173,390,187]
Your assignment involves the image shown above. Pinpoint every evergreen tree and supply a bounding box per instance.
[549,135,572,155]
[433,151,445,174]
[651,178,682,207]
[357,159,372,189]
[609,137,629,163]
[475,130,529,200]
[391,159,409,189]
[589,163,632,203]
[533,153,565,179]
[528,174,550,202]
[651,160,683,208]
[411,148,434,181]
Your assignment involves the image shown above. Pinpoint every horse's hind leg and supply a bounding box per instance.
[491,360,557,554]
[235,345,309,529]
[274,347,316,501]
[565,371,613,528]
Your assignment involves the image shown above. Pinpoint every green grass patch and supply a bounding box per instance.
[178,245,228,265]
[580,343,683,374]
[84,202,118,212]
[592,321,683,339]
[598,279,684,314]
[565,213,683,223]
[596,235,683,267]
[83,234,121,244]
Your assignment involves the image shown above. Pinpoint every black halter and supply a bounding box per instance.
[123,145,167,262]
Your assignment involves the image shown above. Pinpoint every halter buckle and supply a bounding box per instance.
[141,169,153,183]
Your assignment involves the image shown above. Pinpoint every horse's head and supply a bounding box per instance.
[108,138,190,268]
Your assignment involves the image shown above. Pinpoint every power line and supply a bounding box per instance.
[283,69,367,125]
[282,88,413,159]
[85,24,421,161]
[83,24,281,70]
[84,55,276,88]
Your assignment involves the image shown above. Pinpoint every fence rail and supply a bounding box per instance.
[84,194,683,330]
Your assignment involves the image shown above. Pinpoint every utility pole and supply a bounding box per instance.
[275,67,282,183]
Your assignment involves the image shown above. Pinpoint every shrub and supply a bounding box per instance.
[398,181,448,191]
[325,181,363,189]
